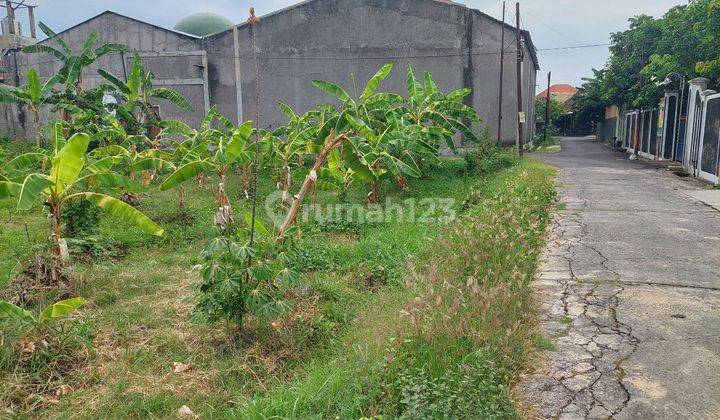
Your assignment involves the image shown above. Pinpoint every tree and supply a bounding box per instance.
[160,113,254,230]
[0,69,61,147]
[23,23,127,94]
[2,132,163,283]
[99,52,193,136]
[535,97,568,127]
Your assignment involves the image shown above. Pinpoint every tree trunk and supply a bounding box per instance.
[240,165,251,199]
[213,173,233,230]
[367,181,378,204]
[283,159,292,204]
[30,106,41,148]
[177,184,185,210]
[49,203,68,284]
[277,131,346,240]
[396,176,409,191]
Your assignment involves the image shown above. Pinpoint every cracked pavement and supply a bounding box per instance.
[519,137,720,419]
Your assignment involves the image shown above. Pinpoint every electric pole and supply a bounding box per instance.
[515,2,524,156]
[544,71,551,142]
[497,1,506,144]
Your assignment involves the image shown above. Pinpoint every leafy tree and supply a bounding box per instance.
[1,132,163,282]
[99,52,193,136]
[23,23,127,94]
[535,97,568,126]
[160,112,254,229]
[0,69,61,147]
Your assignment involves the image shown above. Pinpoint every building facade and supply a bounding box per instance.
[1,0,539,146]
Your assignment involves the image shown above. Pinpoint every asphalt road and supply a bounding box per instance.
[520,137,720,419]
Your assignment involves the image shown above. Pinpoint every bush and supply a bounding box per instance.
[62,198,101,238]
[464,138,517,175]
[0,298,94,413]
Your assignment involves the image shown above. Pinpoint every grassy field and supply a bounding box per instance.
[0,141,556,418]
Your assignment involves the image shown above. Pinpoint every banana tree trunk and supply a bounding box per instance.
[240,165,251,199]
[177,184,185,210]
[396,176,409,191]
[283,158,292,204]
[214,173,233,230]
[277,131,346,240]
[367,181,378,204]
[29,105,41,148]
[49,203,69,283]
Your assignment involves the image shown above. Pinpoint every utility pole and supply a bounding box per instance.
[515,1,524,156]
[496,1,506,144]
[544,71,551,141]
[5,1,15,35]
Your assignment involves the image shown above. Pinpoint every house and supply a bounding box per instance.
[0,0,539,146]
[536,83,577,108]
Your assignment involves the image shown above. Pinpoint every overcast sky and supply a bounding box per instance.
[25,0,687,92]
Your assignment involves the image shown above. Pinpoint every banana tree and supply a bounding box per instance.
[263,104,320,202]
[3,133,163,283]
[99,52,193,136]
[160,120,254,229]
[0,69,62,147]
[401,66,480,152]
[312,63,421,200]
[23,23,127,94]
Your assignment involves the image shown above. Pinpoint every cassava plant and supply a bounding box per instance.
[194,217,296,331]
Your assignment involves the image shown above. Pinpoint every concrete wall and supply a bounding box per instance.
[1,11,205,139]
[1,1,538,146]
[206,0,538,144]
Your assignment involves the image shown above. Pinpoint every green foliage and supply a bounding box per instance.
[463,132,518,176]
[0,297,85,328]
[575,0,720,123]
[62,198,101,237]
[194,233,296,329]
[534,97,568,125]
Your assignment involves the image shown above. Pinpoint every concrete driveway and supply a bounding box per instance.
[520,137,720,419]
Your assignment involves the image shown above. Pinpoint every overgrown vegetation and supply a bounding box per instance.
[0,19,557,418]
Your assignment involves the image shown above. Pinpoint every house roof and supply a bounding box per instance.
[36,10,201,44]
[536,84,578,99]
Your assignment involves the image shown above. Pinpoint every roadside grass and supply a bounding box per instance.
[0,143,557,418]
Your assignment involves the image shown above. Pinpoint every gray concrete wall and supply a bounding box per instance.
[206,0,538,144]
[1,11,205,139]
[1,1,538,147]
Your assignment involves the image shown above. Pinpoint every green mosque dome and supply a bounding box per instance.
[173,12,234,36]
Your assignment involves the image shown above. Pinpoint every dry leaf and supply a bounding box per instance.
[56,385,73,396]
[177,405,195,418]
[171,362,194,373]
[18,338,35,354]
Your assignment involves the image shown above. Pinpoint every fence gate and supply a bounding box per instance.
[697,93,720,184]
[625,111,638,152]
[661,93,679,160]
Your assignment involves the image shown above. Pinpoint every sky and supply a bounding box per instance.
[23,0,688,92]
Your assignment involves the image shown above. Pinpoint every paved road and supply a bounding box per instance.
[520,137,720,419]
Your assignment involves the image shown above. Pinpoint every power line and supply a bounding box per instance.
[8,42,612,70]
[538,43,610,51]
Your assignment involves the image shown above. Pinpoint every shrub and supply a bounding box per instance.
[193,226,297,331]
[0,298,94,412]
